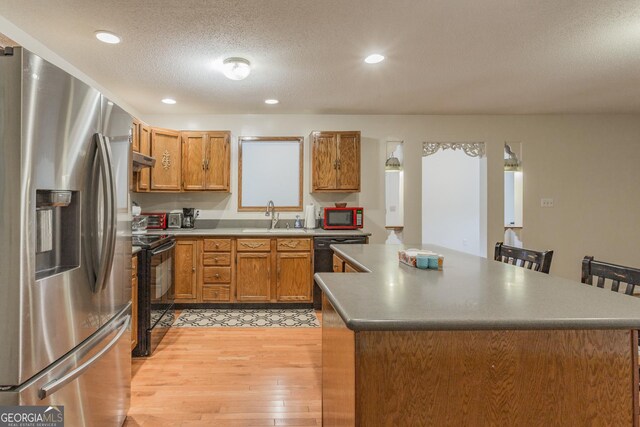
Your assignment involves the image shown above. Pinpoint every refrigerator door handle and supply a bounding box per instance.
[92,133,117,293]
[99,134,117,292]
[37,314,130,400]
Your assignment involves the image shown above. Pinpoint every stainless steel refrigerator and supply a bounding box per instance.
[0,47,132,426]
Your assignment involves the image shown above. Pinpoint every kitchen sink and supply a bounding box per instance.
[241,228,306,233]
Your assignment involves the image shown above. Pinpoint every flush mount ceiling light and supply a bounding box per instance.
[161,98,176,105]
[264,99,279,105]
[222,57,251,80]
[364,53,385,64]
[95,31,121,44]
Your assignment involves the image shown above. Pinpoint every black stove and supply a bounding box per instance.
[132,234,172,249]
[132,233,176,357]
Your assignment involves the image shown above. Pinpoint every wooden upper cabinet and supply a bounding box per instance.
[132,119,141,152]
[137,123,151,192]
[182,132,207,190]
[150,127,182,191]
[277,252,312,302]
[205,132,230,191]
[311,131,361,192]
[312,132,338,191]
[336,132,360,190]
[182,131,230,192]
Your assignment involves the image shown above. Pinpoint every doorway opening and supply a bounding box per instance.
[421,142,487,257]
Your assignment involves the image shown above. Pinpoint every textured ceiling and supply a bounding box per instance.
[0,0,639,115]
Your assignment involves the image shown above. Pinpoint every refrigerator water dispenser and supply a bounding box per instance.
[35,190,80,279]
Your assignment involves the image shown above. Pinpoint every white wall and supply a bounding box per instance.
[135,113,640,282]
[422,150,485,256]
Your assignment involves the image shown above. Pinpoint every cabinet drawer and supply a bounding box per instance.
[203,253,231,266]
[276,238,311,252]
[203,238,231,252]
[237,238,271,252]
[203,266,231,283]
[202,285,230,302]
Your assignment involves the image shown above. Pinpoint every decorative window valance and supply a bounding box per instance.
[422,142,486,158]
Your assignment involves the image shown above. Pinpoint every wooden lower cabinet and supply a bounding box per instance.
[131,255,138,351]
[172,237,313,304]
[277,252,312,301]
[174,239,198,302]
[236,252,272,301]
[333,252,360,273]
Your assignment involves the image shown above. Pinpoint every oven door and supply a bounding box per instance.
[149,240,175,327]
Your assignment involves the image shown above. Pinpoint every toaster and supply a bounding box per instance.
[167,211,183,229]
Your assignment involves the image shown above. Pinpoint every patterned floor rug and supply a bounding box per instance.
[173,308,320,328]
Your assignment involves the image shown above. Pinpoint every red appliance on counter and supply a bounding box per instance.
[323,207,364,230]
[141,212,167,229]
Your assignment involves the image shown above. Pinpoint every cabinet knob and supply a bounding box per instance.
[192,267,196,272]
[214,273,220,278]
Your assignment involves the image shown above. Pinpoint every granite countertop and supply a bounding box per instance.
[132,246,142,255]
[144,228,371,237]
[314,244,640,331]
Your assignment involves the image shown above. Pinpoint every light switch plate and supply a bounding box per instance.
[541,198,554,208]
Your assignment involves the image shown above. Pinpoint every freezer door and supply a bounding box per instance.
[99,97,132,325]
[0,305,131,427]
[0,48,105,386]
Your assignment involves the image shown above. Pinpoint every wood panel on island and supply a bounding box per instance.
[311,131,361,192]
[131,120,230,193]
[172,237,314,304]
[333,253,361,273]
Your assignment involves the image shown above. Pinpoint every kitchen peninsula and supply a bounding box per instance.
[316,244,640,426]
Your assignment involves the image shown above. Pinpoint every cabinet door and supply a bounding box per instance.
[205,132,230,191]
[132,119,141,152]
[236,252,271,301]
[344,263,358,273]
[337,132,361,191]
[312,132,338,191]
[182,132,206,190]
[137,124,151,191]
[332,254,345,272]
[277,252,312,302]
[150,128,181,191]
[174,239,198,300]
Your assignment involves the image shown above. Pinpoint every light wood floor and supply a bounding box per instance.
[125,323,322,427]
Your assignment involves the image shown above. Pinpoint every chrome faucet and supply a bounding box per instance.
[265,200,279,229]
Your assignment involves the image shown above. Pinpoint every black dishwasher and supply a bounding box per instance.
[313,236,368,309]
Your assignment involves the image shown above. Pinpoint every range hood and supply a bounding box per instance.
[132,151,156,171]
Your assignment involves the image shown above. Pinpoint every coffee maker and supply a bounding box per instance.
[182,208,198,228]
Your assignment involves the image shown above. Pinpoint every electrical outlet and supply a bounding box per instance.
[541,198,554,208]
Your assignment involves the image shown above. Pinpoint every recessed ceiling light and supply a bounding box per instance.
[264,99,279,105]
[364,53,385,64]
[161,98,176,105]
[95,31,121,44]
[222,57,251,80]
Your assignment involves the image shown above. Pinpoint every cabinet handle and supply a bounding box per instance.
[336,159,341,170]
[202,160,205,170]
[214,273,220,279]
[280,241,299,248]
[206,159,210,170]
[192,267,196,272]
[240,242,265,249]
[333,160,337,169]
